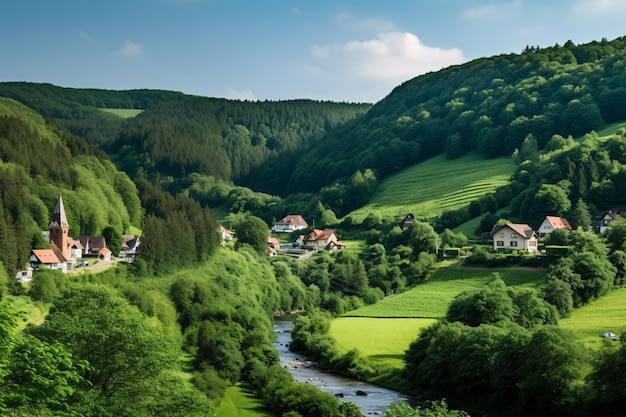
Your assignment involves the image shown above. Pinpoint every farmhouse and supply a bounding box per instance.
[490,223,538,254]
[302,229,338,251]
[538,216,572,238]
[272,214,308,233]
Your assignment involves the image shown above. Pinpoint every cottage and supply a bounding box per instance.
[76,235,107,257]
[267,237,280,251]
[31,247,68,273]
[595,210,619,234]
[272,215,308,233]
[399,212,415,230]
[119,235,141,261]
[538,216,572,238]
[302,229,338,251]
[490,223,538,254]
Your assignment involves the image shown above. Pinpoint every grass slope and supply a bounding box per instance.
[559,287,626,349]
[214,383,276,417]
[100,108,143,118]
[329,262,546,371]
[344,262,546,318]
[349,154,515,223]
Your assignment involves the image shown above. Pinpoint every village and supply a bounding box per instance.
[17,195,141,282]
[22,196,622,282]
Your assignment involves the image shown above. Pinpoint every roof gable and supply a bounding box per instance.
[545,216,572,230]
[491,223,536,239]
[275,215,308,227]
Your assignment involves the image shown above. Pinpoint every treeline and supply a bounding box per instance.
[287,36,626,192]
[134,178,220,275]
[0,99,141,278]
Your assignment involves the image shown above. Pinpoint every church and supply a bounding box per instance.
[29,194,111,275]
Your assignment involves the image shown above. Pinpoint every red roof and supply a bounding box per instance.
[545,216,572,230]
[304,229,337,243]
[32,249,64,264]
[267,237,280,246]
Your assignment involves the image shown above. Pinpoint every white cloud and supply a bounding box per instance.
[463,1,522,20]
[118,40,142,57]
[310,32,464,82]
[225,89,258,101]
[570,0,626,15]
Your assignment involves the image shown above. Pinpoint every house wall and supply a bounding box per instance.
[492,227,538,254]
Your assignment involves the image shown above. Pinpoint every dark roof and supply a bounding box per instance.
[49,195,69,228]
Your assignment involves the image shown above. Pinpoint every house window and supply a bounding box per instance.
[511,233,518,238]
[510,241,518,247]
[528,240,537,246]
[496,241,504,247]
[500,233,504,238]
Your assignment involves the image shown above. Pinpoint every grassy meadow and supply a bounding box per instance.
[329,261,547,370]
[349,154,515,223]
[560,287,626,349]
[214,384,276,417]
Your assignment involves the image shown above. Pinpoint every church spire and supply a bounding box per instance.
[49,194,69,228]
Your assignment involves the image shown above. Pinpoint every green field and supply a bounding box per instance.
[344,262,546,318]
[100,108,143,118]
[349,154,515,223]
[214,384,276,417]
[560,287,626,349]
[330,262,547,370]
[330,317,436,369]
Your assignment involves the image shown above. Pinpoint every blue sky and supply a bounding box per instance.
[2,0,625,103]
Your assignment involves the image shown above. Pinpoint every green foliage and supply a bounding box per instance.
[235,216,270,254]
[26,284,205,416]
[385,400,469,417]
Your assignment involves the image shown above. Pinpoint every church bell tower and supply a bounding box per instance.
[49,195,71,261]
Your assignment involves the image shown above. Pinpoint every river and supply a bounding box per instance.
[273,315,414,416]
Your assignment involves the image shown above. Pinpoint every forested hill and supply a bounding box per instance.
[104,98,372,191]
[286,36,626,193]
[0,82,189,145]
[0,97,143,278]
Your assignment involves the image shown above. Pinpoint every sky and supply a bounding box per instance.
[2,0,626,104]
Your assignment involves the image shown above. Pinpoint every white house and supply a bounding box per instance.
[490,223,539,254]
[538,216,572,238]
[272,215,308,233]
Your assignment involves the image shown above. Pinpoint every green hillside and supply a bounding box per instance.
[349,154,515,223]
[288,36,626,193]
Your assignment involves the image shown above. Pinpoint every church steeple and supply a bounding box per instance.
[49,194,71,261]
[49,194,69,229]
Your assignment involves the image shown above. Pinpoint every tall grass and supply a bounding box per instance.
[349,154,515,223]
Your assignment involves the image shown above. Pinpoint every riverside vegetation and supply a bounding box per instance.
[1,36,626,417]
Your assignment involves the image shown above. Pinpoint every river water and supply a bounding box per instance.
[273,316,414,416]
